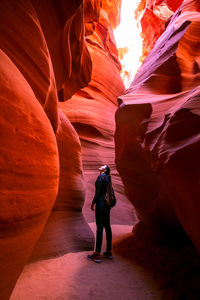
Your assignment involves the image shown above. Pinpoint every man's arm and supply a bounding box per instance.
[91,175,104,210]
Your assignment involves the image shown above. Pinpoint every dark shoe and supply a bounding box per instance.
[103,251,113,259]
[87,252,101,263]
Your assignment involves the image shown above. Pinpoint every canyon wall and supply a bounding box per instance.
[60,0,136,226]
[0,49,59,300]
[116,0,200,251]
[0,1,135,299]
[136,0,184,60]
[0,0,93,298]
[2,0,199,298]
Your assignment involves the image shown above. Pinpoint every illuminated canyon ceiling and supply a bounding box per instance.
[0,0,200,299]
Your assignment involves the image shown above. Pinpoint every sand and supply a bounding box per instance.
[10,223,162,300]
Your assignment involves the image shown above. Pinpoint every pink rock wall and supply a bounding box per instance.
[116,0,200,251]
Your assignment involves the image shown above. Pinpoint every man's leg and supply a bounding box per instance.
[95,223,103,253]
[95,205,105,253]
[104,209,112,253]
[88,222,103,263]
[88,221,103,263]
[105,223,112,252]
[88,207,103,263]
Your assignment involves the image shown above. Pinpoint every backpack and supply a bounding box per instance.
[105,178,116,207]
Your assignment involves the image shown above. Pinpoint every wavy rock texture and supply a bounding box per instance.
[28,0,94,261]
[0,0,58,131]
[0,50,59,300]
[30,109,93,260]
[136,0,184,60]
[0,0,94,298]
[60,0,136,226]
[31,0,92,101]
[116,0,200,251]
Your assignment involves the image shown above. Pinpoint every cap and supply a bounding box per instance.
[98,165,110,174]
[98,165,108,171]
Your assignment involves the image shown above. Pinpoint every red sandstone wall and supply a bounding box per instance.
[116,0,200,251]
[31,0,92,100]
[0,1,135,298]
[60,0,136,226]
[4,0,197,298]
[0,1,94,298]
[0,50,59,300]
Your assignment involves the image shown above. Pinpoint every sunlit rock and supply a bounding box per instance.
[136,0,184,60]
[116,0,200,251]
[102,0,122,29]
[84,0,102,35]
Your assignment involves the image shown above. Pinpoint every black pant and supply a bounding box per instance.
[95,202,112,253]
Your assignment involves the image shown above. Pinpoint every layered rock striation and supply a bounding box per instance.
[0,0,94,298]
[136,0,184,60]
[60,0,136,225]
[0,1,135,299]
[0,49,59,300]
[3,0,199,298]
[116,0,200,251]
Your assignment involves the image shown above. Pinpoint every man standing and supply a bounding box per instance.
[88,165,113,263]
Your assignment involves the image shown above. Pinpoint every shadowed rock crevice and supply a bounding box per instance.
[114,230,200,300]
[116,0,200,255]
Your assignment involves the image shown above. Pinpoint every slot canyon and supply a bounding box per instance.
[0,0,200,299]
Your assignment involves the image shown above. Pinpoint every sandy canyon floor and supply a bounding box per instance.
[10,223,162,300]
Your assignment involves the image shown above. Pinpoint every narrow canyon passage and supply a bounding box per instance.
[10,177,200,300]
[1,1,200,299]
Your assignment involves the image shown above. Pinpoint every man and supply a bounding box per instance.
[88,165,113,263]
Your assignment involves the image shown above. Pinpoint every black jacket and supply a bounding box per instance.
[92,173,108,205]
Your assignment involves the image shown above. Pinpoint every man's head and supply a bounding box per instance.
[98,165,110,175]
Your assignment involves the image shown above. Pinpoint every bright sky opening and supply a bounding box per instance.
[114,0,143,88]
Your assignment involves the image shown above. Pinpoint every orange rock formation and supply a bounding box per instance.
[1,0,200,298]
[0,0,131,299]
[136,0,184,60]
[0,0,93,298]
[116,0,200,251]
[0,50,59,300]
[59,0,134,226]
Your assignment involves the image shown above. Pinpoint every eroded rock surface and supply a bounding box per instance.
[0,50,59,300]
[116,0,200,251]
[31,0,92,100]
[60,0,136,226]
[31,109,93,260]
[136,0,184,60]
[3,0,199,299]
[0,1,94,298]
